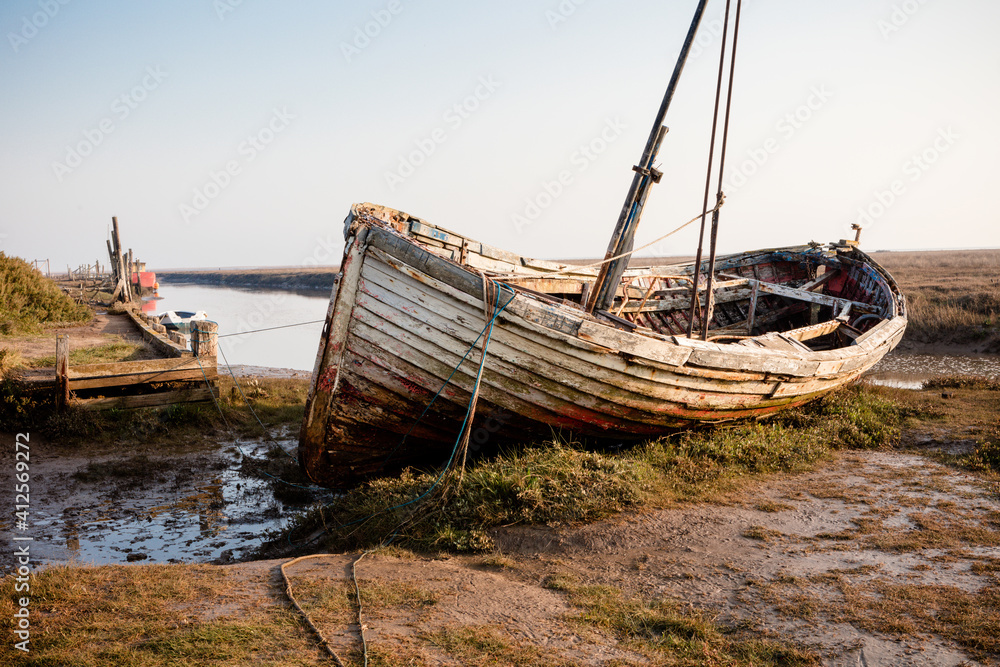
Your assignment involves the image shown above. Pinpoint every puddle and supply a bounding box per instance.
[0,432,332,573]
[864,352,1000,389]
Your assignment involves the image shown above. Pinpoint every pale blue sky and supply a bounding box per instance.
[1,0,997,270]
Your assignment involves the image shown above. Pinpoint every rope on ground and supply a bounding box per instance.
[281,284,515,666]
[353,552,370,667]
[280,554,350,667]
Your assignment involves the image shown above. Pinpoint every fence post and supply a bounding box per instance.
[56,334,70,410]
[192,321,218,360]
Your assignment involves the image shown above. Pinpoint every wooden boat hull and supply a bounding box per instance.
[299,204,907,488]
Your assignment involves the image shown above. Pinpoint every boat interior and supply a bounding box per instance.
[356,204,902,354]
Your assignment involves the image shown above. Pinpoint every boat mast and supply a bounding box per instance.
[586,0,710,314]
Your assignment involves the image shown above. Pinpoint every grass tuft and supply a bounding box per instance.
[271,384,909,556]
[0,252,92,335]
[556,582,818,665]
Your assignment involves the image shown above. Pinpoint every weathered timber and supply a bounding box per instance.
[69,386,215,410]
[191,320,218,358]
[56,334,69,410]
[750,279,878,315]
[299,204,907,487]
[66,357,217,391]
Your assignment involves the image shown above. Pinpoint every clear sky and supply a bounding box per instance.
[1,0,997,271]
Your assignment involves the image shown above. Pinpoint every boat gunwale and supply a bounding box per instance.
[354,206,907,372]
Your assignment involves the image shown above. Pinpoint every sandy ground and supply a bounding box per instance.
[225,450,999,666]
[2,311,155,363]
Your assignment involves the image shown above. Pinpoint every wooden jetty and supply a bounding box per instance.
[20,318,218,410]
[16,216,217,410]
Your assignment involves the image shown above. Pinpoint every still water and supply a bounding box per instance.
[148,282,331,371]
[865,353,1000,389]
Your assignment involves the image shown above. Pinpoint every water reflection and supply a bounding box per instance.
[0,438,329,572]
[865,352,1000,389]
[149,282,330,371]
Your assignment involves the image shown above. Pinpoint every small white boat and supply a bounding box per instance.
[157,310,209,332]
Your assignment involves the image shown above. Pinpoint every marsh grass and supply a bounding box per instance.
[0,252,92,335]
[423,626,577,666]
[763,571,1000,661]
[0,348,23,378]
[0,375,310,450]
[544,579,818,666]
[871,249,1000,347]
[275,384,909,555]
[0,564,320,666]
[29,339,151,367]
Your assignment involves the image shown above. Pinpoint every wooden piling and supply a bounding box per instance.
[56,334,69,410]
[192,321,219,360]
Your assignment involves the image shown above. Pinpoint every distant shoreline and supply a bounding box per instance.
[157,268,338,292]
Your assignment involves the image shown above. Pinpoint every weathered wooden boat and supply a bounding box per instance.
[298,203,906,487]
[298,0,907,487]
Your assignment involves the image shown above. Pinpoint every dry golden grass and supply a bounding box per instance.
[870,249,1000,348]
[0,564,323,666]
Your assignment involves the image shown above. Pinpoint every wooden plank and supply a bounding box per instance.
[301,227,370,455]
[619,282,751,314]
[354,280,728,415]
[68,359,217,390]
[68,356,215,377]
[358,260,783,396]
[752,280,879,314]
[780,319,842,342]
[70,386,215,410]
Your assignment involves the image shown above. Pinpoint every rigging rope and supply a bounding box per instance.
[699,0,744,340]
[487,199,725,282]
[216,320,325,338]
[687,0,735,338]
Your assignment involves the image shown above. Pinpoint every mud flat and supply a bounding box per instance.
[2,379,999,665]
[3,445,997,666]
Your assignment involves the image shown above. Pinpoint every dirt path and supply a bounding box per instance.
[2,311,154,362]
[261,450,999,666]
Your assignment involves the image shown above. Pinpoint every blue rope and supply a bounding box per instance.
[194,356,325,492]
[293,284,517,545]
[217,344,301,465]
[377,286,513,471]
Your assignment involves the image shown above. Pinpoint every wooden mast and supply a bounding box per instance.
[586,0,710,314]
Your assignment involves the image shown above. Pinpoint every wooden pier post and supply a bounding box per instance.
[192,321,218,360]
[56,334,70,410]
